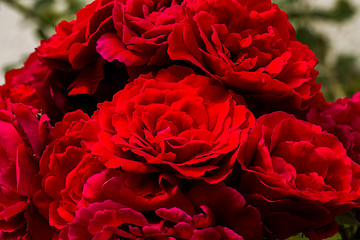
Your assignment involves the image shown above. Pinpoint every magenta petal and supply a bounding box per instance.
[16,144,38,196]
[9,102,42,157]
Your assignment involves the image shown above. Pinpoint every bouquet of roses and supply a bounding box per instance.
[1,0,360,239]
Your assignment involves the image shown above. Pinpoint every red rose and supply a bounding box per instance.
[37,0,115,71]
[79,169,194,213]
[167,0,320,111]
[83,65,255,183]
[237,111,360,239]
[60,181,262,240]
[0,100,53,238]
[32,110,106,229]
[5,52,72,122]
[96,0,185,67]
[5,52,128,122]
[0,186,28,239]
[307,92,360,164]
[6,0,129,121]
[0,83,45,111]
[4,53,60,118]
[36,0,129,100]
[0,102,43,194]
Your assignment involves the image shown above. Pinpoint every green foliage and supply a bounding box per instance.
[0,0,87,39]
[283,0,355,22]
[319,0,355,22]
[286,233,343,240]
[334,55,360,98]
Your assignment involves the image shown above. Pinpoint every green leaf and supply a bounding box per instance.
[285,233,342,240]
[325,233,343,240]
[286,233,309,240]
[336,211,360,226]
[325,0,355,22]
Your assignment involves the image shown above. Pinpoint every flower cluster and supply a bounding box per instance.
[1,0,360,239]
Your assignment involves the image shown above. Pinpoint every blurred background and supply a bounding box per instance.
[0,0,360,101]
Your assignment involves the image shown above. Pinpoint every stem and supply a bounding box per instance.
[322,57,347,100]
[338,225,349,240]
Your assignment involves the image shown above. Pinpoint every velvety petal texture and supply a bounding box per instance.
[37,0,116,70]
[0,97,54,239]
[97,0,185,67]
[59,182,262,240]
[3,0,360,239]
[32,110,106,229]
[83,65,255,183]
[6,1,129,121]
[35,0,128,108]
[167,0,321,111]
[238,111,360,239]
[6,0,321,121]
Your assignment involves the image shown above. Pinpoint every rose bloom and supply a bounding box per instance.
[95,0,321,111]
[307,92,360,164]
[60,177,262,240]
[82,65,255,183]
[8,0,185,120]
[31,110,106,230]
[37,0,115,71]
[167,0,321,111]
[7,0,321,118]
[35,0,129,103]
[78,168,261,238]
[237,111,360,239]
[0,83,45,111]
[4,53,63,120]
[6,0,129,121]
[0,98,54,239]
[96,0,185,67]
[5,52,128,123]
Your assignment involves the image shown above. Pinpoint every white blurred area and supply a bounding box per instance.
[1,0,360,85]
[308,0,360,62]
[0,2,38,84]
